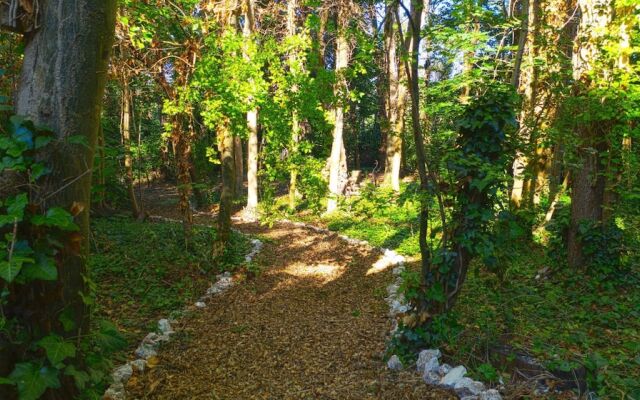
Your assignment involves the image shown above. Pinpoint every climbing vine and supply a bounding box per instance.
[0,98,125,398]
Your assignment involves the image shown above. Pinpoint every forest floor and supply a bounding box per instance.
[111,184,456,399]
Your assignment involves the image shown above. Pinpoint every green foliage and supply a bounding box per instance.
[0,116,129,398]
[90,217,250,341]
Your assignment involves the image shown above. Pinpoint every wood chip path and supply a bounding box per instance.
[129,191,454,399]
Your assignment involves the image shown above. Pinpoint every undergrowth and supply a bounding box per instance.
[89,217,250,362]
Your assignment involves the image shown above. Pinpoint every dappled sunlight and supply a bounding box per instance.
[282,262,346,284]
[366,254,396,275]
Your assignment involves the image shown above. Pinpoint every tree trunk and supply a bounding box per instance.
[173,115,194,241]
[233,135,244,197]
[246,109,259,214]
[1,0,116,396]
[510,0,540,209]
[215,123,235,255]
[287,0,302,210]
[121,78,141,217]
[382,2,406,192]
[244,0,258,218]
[327,1,351,213]
[566,0,614,268]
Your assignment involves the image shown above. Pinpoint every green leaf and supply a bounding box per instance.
[34,136,52,150]
[7,193,28,220]
[64,365,89,390]
[58,308,76,332]
[66,135,89,148]
[0,376,14,385]
[94,320,127,352]
[0,259,24,283]
[21,254,58,282]
[8,362,60,400]
[31,208,78,231]
[37,335,76,366]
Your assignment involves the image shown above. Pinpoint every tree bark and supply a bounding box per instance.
[1,0,116,396]
[287,0,301,210]
[382,2,406,192]
[327,1,351,213]
[121,78,141,217]
[244,0,258,217]
[566,0,614,268]
[233,135,244,197]
[215,123,235,255]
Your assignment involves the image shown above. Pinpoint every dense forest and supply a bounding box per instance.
[0,0,638,399]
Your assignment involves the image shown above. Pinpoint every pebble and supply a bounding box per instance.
[387,355,403,371]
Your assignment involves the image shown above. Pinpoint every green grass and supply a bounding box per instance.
[89,217,250,358]
[291,184,640,399]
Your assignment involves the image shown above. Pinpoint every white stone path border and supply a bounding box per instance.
[103,216,263,400]
[279,219,502,400]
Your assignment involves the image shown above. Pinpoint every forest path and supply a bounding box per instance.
[129,184,453,399]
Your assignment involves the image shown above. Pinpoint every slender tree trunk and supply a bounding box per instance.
[327,1,351,213]
[288,0,302,210]
[0,1,116,396]
[172,114,194,241]
[397,0,430,299]
[511,0,541,209]
[215,123,235,255]
[383,2,406,192]
[233,135,243,197]
[246,109,259,213]
[244,0,258,218]
[121,78,141,217]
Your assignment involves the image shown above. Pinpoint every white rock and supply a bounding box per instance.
[135,343,157,359]
[460,397,479,400]
[129,359,146,372]
[387,355,403,371]
[440,365,467,387]
[454,377,485,396]
[195,301,206,308]
[112,364,133,384]
[479,389,502,400]
[438,363,452,376]
[423,370,441,385]
[158,319,173,335]
[104,382,126,400]
[387,284,400,298]
[416,349,442,373]
[392,265,405,276]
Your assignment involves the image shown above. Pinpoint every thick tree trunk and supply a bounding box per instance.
[121,78,141,217]
[327,2,351,213]
[1,0,116,397]
[566,0,614,268]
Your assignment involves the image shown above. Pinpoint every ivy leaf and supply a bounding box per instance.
[7,193,28,220]
[21,254,58,282]
[0,259,27,283]
[8,362,60,400]
[31,208,78,231]
[37,335,76,366]
[64,365,89,390]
